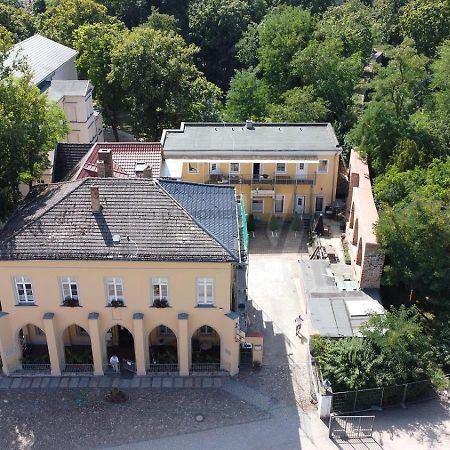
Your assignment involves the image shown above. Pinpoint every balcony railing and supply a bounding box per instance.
[21,363,51,372]
[147,363,179,373]
[63,364,94,373]
[208,173,315,186]
[190,363,222,372]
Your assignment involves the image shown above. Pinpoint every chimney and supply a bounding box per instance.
[245,120,253,130]
[97,159,106,178]
[98,149,113,177]
[142,164,153,179]
[90,185,101,212]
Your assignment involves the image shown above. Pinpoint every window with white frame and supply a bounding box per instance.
[152,278,169,303]
[252,198,263,213]
[274,195,284,213]
[197,278,214,305]
[14,277,34,304]
[188,162,198,173]
[159,325,175,336]
[61,277,79,302]
[229,162,240,173]
[106,278,124,304]
[318,159,328,173]
[199,325,214,335]
[276,163,286,173]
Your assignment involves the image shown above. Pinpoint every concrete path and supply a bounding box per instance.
[0,375,223,390]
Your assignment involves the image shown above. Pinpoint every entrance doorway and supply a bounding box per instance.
[105,325,135,372]
[253,163,262,179]
[315,196,324,212]
[296,163,308,179]
[295,196,306,214]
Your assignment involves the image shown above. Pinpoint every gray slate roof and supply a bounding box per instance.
[0,178,239,263]
[52,143,93,182]
[5,34,78,86]
[159,180,239,260]
[162,122,342,156]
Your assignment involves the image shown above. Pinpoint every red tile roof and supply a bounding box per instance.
[72,142,162,180]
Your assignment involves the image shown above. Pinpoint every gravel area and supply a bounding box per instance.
[0,388,267,450]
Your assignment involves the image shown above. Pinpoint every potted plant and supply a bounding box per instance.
[154,298,169,308]
[110,299,124,308]
[63,297,80,307]
[105,388,128,403]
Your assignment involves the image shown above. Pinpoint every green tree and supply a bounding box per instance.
[73,22,127,141]
[236,22,259,69]
[268,86,329,122]
[373,0,410,45]
[376,195,450,300]
[142,8,179,33]
[316,0,374,59]
[109,27,221,140]
[224,69,269,121]
[0,3,36,42]
[188,0,267,89]
[400,0,450,56]
[39,0,114,47]
[257,5,315,95]
[97,0,151,28]
[349,40,429,173]
[0,68,68,218]
[292,38,363,125]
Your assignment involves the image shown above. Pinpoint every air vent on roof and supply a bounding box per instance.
[112,234,121,244]
[245,120,253,130]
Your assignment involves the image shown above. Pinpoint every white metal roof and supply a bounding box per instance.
[5,34,78,86]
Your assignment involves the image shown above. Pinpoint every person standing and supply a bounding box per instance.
[295,314,305,336]
[110,354,120,373]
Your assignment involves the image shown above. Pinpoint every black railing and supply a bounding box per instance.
[147,363,179,373]
[190,363,222,372]
[208,173,315,186]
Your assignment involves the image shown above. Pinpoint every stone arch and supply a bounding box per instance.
[352,218,359,246]
[61,324,93,371]
[191,325,221,371]
[17,324,50,371]
[356,238,363,266]
[104,325,135,369]
[148,324,178,372]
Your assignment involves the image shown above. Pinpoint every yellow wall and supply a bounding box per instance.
[178,156,340,220]
[0,259,241,376]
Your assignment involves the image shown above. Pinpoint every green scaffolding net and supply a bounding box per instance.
[240,197,249,251]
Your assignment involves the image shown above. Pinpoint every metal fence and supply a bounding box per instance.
[147,363,179,374]
[332,379,439,414]
[21,363,51,372]
[329,415,375,439]
[190,363,222,372]
[63,364,94,373]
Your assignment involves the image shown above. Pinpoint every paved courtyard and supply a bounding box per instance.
[2,226,449,449]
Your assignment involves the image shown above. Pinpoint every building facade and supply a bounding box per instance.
[0,177,248,377]
[161,122,342,221]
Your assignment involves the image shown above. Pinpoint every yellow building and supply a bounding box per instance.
[161,122,342,222]
[0,177,250,377]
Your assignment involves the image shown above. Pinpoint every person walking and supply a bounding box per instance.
[110,354,120,373]
[295,314,305,337]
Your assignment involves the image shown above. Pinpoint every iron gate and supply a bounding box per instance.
[122,358,137,373]
[329,415,375,439]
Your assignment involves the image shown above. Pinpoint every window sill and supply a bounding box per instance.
[60,305,83,307]
[150,305,172,308]
[105,305,127,308]
[15,303,38,306]
[195,304,216,308]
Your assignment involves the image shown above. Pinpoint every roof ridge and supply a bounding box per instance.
[0,179,86,245]
[157,181,238,261]
[159,179,234,189]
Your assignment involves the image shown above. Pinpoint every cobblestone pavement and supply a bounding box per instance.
[0,387,268,450]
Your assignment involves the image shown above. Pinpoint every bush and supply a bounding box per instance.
[106,388,128,403]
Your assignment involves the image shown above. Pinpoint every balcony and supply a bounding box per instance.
[208,173,315,186]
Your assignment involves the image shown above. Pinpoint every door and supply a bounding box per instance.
[295,196,305,214]
[209,163,219,174]
[253,163,261,179]
[315,196,324,212]
[296,163,308,179]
